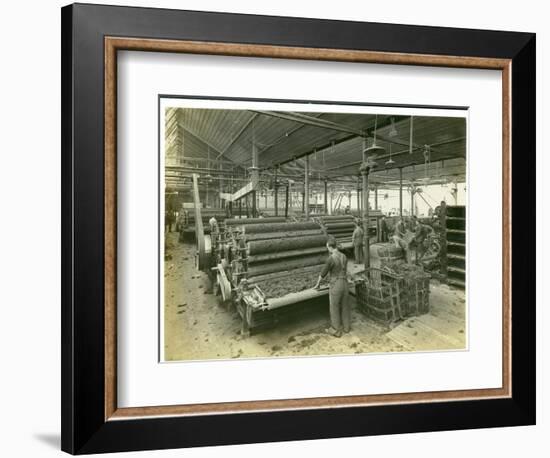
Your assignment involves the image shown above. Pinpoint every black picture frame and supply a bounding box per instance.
[61,3,535,454]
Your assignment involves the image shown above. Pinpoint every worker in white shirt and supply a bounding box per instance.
[208,216,218,235]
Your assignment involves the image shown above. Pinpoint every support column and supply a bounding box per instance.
[285,183,290,218]
[304,154,310,220]
[274,168,279,216]
[361,137,370,268]
[288,180,292,214]
[356,177,361,216]
[374,185,378,210]
[399,168,403,217]
[252,190,257,218]
[410,186,414,217]
[249,128,259,218]
[324,179,328,215]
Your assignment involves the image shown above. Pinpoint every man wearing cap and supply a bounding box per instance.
[314,236,350,337]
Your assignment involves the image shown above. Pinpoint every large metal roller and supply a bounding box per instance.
[225,216,286,226]
[243,221,320,234]
[246,254,326,277]
[247,234,328,255]
[244,229,324,242]
[326,228,355,234]
[328,232,354,239]
[324,222,356,229]
[247,246,327,264]
[319,215,355,221]
[266,287,329,310]
[249,264,323,284]
[328,230,353,237]
[322,219,355,227]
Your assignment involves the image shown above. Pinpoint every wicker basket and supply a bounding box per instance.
[380,261,431,317]
[355,267,405,324]
[402,273,431,316]
[355,265,431,323]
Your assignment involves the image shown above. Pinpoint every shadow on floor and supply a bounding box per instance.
[34,433,60,449]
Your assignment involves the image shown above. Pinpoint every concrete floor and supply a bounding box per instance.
[163,233,466,362]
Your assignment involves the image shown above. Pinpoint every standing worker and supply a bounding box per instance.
[380,215,389,242]
[208,216,218,235]
[411,222,434,264]
[392,216,414,263]
[165,210,174,233]
[351,221,364,264]
[392,217,407,249]
[314,236,350,337]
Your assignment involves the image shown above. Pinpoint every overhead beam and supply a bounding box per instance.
[166,165,245,176]
[178,123,241,168]
[254,110,363,136]
[285,111,365,136]
[256,113,325,157]
[216,112,258,159]
[323,136,466,173]
[177,155,236,165]
[264,115,408,170]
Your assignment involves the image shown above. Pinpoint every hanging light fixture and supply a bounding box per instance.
[389,116,398,137]
[419,144,431,184]
[385,144,395,166]
[364,114,385,158]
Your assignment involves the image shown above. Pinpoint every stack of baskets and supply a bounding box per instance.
[355,261,431,324]
[355,267,405,323]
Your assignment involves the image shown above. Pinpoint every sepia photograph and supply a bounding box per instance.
[161,100,467,362]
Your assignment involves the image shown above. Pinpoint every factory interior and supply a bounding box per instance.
[163,107,467,361]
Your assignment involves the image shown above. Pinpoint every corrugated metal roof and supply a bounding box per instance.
[167,107,466,187]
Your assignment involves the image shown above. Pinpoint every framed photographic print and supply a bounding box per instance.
[61,3,536,454]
